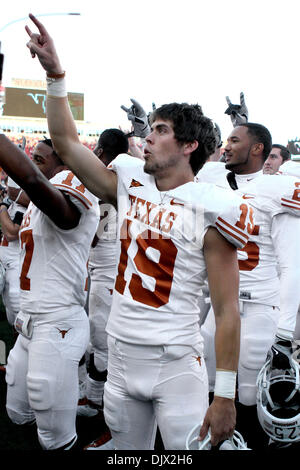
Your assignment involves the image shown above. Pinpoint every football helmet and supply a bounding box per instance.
[256,358,300,443]
[185,423,250,450]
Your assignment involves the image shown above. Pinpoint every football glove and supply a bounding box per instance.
[121,98,150,138]
[213,122,222,149]
[224,92,248,127]
[1,196,12,209]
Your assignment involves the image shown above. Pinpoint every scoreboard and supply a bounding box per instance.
[2,87,84,121]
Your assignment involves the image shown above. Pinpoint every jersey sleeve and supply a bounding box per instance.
[108,154,146,201]
[243,174,300,217]
[279,176,300,215]
[196,161,227,184]
[108,153,144,173]
[50,170,97,214]
[206,186,254,249]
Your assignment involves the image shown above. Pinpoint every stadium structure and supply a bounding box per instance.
[0,77,101,155]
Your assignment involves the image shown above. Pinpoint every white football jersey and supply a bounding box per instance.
[196,161,263,189]
[198,162,300,306]
[18,170,99,314]
[88,201,118,279]
[279,160,300,178]
[106,154,253,346]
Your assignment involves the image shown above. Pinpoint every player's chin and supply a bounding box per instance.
[143,161,154,175]
[224,161,234,170]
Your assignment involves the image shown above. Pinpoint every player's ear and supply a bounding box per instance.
[183,140,198,156]
[252,142,264,156]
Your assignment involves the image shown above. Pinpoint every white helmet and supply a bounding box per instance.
[256,358,300,443]
[0,260,5,295]
[185,423,251,450]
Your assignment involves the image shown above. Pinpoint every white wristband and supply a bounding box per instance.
[214,370,237,399]
[46,77,67,98]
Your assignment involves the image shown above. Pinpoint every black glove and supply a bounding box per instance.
[267,335,294,370]
[1,196,12,209]
[121,98,150,138]
[224,92,248,127]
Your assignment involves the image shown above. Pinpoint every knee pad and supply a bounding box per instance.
[5,351,16,388]
[6,407,34,425]
[27,374,53,411]
[238,333,273,406]
[240,333,271,371]
[237,382,257,406]
[6,345,35,424]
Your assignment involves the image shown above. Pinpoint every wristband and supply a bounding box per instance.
[46,76,67,98]
[46,71,65,79]
[214,369,237,399]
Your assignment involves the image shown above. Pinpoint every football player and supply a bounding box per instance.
[263,144,291,175]
[25,14,255,449]
[77,129,128,421]
[197,122,300,449]
[0,179,29,326]
[0,135,99,450]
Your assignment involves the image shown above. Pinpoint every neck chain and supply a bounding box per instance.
[159,190,170,206]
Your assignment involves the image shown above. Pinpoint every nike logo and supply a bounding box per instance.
[247,178,254,181]
[170,198,184,207]
[129,179,144,188]
[242,194,255,199]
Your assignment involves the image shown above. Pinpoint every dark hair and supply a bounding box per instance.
[97,128,129,159]
[271,144,290,162]
[39,137,64,165]
[239,123,272,161]
[150,103,216,175]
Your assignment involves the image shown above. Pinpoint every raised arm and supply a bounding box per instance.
[0,206,22,242]
[200,226,240,446]
[224,92,248,128]
[0,134,80,230]
[25,14,118,206]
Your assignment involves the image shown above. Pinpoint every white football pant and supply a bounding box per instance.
[6,307,89,450]
[201,303,280,406]
[103,335,209,450]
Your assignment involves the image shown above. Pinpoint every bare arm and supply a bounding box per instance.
[25,14,118,206]
[46,96,118,205]
[0,135,80,230]
[7,186,30,208]
[0,207,21,241]
[200,227,240,446]
[15,190,30,208]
